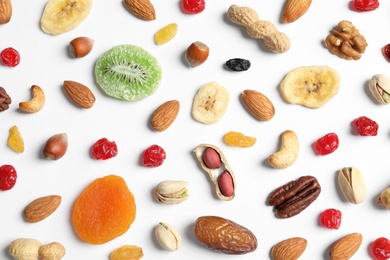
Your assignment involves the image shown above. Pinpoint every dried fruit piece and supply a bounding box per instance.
[40,0,93,35]
[154,23,178,45]
[314,132,339,156]
[0,164,17,191]
[72,175,136,245]
[372,237,390,260]
[95,44,162,101]
[91,138,118,160]
[320,208,342,229]
[383,44,390,62]
[142,144,166,167]
[280,65,340,108]
[1,47,20,67]
[8,125,24,153]
[110,245,144,260]
[181,0,205,14]
[353,116,378,136]
[351,0,379,12]
[24,195,62,223]
[223,131,256,147]
[194,215,257,254]
[225,58,251,71]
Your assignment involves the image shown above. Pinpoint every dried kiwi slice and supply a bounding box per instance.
[95,44,162,101]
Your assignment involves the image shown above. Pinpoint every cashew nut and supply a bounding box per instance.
[19,85,45,113]
[268,130,299,169]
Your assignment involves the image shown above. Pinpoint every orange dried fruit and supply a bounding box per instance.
[223,131,256,147]
[72,175,136,245]
[110,245,144,260]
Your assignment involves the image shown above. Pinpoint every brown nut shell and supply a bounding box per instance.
[42,133,68,160]
[185,41,209,67]
[69,36,94,58]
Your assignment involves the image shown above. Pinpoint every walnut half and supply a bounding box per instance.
[325,20,367,60]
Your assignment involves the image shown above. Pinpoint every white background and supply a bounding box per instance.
[1,0,390,259]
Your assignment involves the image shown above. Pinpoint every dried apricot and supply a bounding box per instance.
[7,125,24,153]
[72,175,136,245]
[110,245,144,260]
[223,131,256,147]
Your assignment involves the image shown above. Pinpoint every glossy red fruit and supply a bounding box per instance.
[320,208,342,229]
[0,165,17,191]
[351,0,379,11]
[314,133,339,156]
[353,116,378,136]
[383,44,390,62]
[372,237,390,260]
[142,144,166,167]
[1,47,20,67]
[181,0,205,14]
[91,138,118,160]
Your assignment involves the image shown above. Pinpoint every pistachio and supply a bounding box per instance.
[377,187,390,209]
[155,222,182,252]
[154,180,189,204]
[369,74,390,104]
[338,166,366,204]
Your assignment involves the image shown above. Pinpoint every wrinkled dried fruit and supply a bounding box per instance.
[224,131,256,147]
[72,175,136,245]
[110,245,144,260]
[0,164,17,191]
[314,132,339,155]
[1,47,20,67]
[194,215,257,254]
[154,23,178,45]
[7,125,24,153]
[353,116,378,136]
[320,208,342,229]
[351,0,379,12]
[91,138,118,160]
[142,144,166,167]
[225,58,251,71]
[372,237,390,260]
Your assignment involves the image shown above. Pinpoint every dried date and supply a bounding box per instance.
[225,58,251,71]
[267,175,321,218]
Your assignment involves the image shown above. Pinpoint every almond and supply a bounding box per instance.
[24,195,62,223]
[271,237,307,260]
[63,80,96,109]
[151,100,180,132]
[124,0,156,21]
[0,0,12,25]
[329,233,363,260]
[282,0,312,23]
[241,89,275,121]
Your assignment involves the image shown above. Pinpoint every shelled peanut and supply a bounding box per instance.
[193,144,236,201]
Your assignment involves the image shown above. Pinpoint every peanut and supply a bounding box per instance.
[218,171,234,197]
[227,4,290,53]
[38,242,66,260]
[8,238,65,260]
[202,147,221,169]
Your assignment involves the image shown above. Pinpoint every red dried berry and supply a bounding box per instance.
[1,47,20,67]
[91,138,118,160]
[383,44,390,62]
[353,116,378,136]
[372,237,390,260]
[314,133,339,156]
[142,144,166,167]
[0,165,17,191]
[351,0,379,11]
[181,0,205,14]
[320,208,342,229]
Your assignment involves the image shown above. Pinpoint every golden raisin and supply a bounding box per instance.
[7,125,24,153]
[72,175,136,245]
[223,131,256,147]
[110,245,144,260]
[154,23,178,45]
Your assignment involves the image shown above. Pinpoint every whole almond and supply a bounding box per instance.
[151,100,180,132]
[124,0,156,21]
[283,0,312,23]
[241,89,275,121]
[0,0,12,25]
[271,237,307,260]
[24,195,62,223]
[329,233,362,260]
[63,80,95,109]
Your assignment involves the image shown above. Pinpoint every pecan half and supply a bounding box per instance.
[267,175,321,218]
[0,87,11,111]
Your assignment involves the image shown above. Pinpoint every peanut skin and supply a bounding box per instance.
[218,171,234,197]
[202,147,221,169]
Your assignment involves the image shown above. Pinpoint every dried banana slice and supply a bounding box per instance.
[279,66,340,108]
[192,82,230,124]
[40,0,93,35]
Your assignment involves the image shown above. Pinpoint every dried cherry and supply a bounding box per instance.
[351,0,379,11]
[1,47,20,67]
[383,44,390,62]
[314,133,339,156]
[181,0,205,14]
[372,237,390,260]
[320,208,342,229]
[353,116,378,136]
[91,138,118,160]
[142,144,166,167]
[0,164,17,191]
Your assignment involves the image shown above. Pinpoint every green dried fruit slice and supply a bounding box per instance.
[95,44,162,101]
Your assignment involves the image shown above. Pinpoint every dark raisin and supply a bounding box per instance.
[225,58,251,71]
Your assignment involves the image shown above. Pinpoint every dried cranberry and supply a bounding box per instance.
[372,237,390,260]
[91,138,118,160]
[383,44,390,62]
[353,116,378,136]
[320,208,342,229]
[1,47,20,67]
[0,165,17,191]
[314,133,339,156]
[351,0,379,11]
[142,144,166,167]
[181,0,205,14]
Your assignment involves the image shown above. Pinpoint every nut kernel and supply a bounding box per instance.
[154,180,189,204]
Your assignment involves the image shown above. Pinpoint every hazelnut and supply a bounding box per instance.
[185,41,209,67]
[69,37,94,58]
[43,133,68,160]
